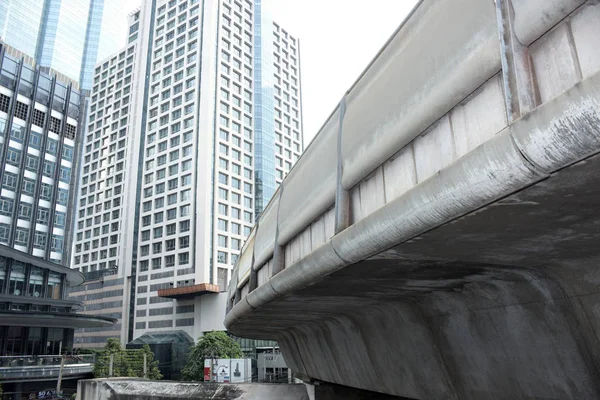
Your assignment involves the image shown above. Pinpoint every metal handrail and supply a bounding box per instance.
[0,354,95,368]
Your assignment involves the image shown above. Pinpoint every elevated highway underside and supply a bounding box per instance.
[230,132,600,399]
[232,151,600,399]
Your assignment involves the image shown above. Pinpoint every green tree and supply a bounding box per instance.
[182,331,243,381]
[93,339,162,380]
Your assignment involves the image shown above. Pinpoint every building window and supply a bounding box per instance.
[2,172,17,190]
[47,273,62,299]
[166,224,176,236]
[179,236,189,248]
[52,235,64,253]
[14,227,29,247]
[25,154,39,171]
[57,188,69,206]
[29,131,42,149]
[179,252,189,265]
[0,197,13,216]
[8,263,25,295]
[0,223,9,243]
[40,183,53,201]
[34,231,47,250]
[18,203,32,221]
[59,167,71,183]
[43,160,56,177]
[6,148,21,165]
[46,138,58,155]
[37,207,50,225]
[11,123,25,142]
[180,220,190,232]
[55,211,66,228]
[165,255,175,268]
[62,145,74,161]
[166,239,176,251]
[22,179,35,196]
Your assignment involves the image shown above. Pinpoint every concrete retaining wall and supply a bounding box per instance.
[77,379,310,400]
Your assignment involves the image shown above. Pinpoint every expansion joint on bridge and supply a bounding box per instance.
[334,95,350,234]
[496,0,540,122]
[271,182,286,277]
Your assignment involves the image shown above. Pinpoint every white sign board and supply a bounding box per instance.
[204,358,252,383]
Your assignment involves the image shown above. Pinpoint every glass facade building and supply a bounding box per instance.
[0,42,115,399]
[0,0,45,59]
[0,0,128,89]
[253,0,277,218]
[0,44,84,266]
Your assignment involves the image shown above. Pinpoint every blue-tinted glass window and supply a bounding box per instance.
[43,160,55,177]
[59,166,71,183]
[62,144,74,161]
[0,197,13,216]
[40,183,53,201]
[25,154,39,171]
[57,188,68,206]
[18,203,32,221]
[54,211,66,228]
[22,178,35,196]
[6,148,21,165]
[2,172,17,190]
[29,131,42,149]
[46,138,58,155]
[10,123,25,142]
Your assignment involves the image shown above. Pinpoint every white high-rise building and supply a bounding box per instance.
[69,0,303,349]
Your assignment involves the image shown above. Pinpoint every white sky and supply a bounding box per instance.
[123,0,420,144]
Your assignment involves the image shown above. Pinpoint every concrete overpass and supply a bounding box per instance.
[225,0,600,398]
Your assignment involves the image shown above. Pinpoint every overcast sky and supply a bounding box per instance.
[124,0,420,144]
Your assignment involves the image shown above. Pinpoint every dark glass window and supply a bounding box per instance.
[8,262,25,295]
[46,328,64,354]
[0,258,5,293]
[27,327,44,355]
[28,267,44,297]
[6,327,25,355]
[47,272,62,299]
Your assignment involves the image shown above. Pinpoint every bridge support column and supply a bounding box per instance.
[305,381,414,400]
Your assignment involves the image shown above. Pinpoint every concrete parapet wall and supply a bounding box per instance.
[77,379,310,400]
[229,0,600,302]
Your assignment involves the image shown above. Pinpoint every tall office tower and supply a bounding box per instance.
[69,9,148,348]
[70,0,303,349]
[272,21,302,186]
[0,0,128,90]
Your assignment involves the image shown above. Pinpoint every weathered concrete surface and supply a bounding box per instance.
[226,0,600,399]
[77,379,310,400]
[226,19,600,400]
